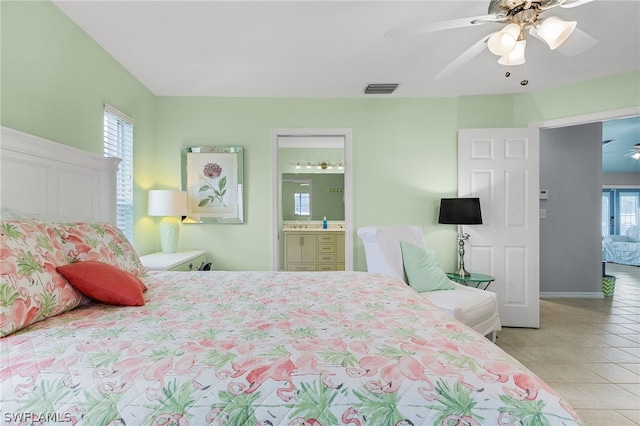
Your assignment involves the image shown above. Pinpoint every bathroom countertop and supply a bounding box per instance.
[283,225,344,231]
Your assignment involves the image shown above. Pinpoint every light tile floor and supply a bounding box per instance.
[496,263,640,425]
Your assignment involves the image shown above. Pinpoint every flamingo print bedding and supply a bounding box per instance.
[1,270,583,425]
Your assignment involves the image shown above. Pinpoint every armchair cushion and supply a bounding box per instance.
[421,283,499,329]
[357,225,501,339]
[400,241,454,292]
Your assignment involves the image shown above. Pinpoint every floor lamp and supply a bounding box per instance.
[148,190,188,253]
[438,197,483,277]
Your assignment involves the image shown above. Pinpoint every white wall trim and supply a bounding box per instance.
[271,128,353,271]
[529,106,640,129]
[540,292,604,298]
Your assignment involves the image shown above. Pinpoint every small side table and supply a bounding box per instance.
[446,272,495,290]
[140,250,208,271]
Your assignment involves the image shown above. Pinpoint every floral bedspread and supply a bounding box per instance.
[1,271,583,425]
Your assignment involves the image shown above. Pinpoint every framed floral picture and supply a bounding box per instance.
[181,146,244,223]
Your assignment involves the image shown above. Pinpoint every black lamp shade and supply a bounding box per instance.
[438,198,483,225]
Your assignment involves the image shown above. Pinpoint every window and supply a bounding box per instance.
[294,193,310,216]
[619,191,639,234]
[103,104,134,242]
[602,188,640,236]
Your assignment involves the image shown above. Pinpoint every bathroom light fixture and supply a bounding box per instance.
[293,161,342,171]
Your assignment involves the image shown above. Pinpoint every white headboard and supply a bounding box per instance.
[0,127,120,223]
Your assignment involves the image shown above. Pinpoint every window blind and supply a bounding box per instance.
[103,104,134,242]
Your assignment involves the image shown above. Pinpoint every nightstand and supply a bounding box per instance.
[446,272,495,290]
[140,250,208,271]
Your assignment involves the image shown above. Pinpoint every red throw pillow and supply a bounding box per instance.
[57,261,145,306]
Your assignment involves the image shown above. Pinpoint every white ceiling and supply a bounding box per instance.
[51,0,640,173]
[52,0,639,98]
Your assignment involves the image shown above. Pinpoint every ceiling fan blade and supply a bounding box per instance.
[560,0,594,8]
[434,34,491,80]
[529,26,597,56]
[555,27,598,56]
[384,15,498,39]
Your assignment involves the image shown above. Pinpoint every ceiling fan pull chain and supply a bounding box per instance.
[505,56,511,78]
[521,62,529,85]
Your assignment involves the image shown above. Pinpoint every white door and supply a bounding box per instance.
[458,128,540,328]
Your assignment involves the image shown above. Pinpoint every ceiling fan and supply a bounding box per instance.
[626,143,640,160]
[603,139,640,161]
[386,0,598,85]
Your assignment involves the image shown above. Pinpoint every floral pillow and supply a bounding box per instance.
[58,222,147,276]
[0,219,90,337]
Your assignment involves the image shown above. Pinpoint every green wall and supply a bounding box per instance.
[0,0,157,255]
[2,1,639,272]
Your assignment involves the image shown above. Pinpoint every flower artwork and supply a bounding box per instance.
[184,148,243,222]
[200,162,227,207]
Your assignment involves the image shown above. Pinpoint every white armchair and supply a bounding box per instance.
[357,225,501,341]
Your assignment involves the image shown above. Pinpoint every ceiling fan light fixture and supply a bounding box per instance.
[488,32,515,55]
[536,16,577,49]
[488,24,520,55]
[498,39,526,65]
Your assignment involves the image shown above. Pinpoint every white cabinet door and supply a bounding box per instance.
[458,128,540,328]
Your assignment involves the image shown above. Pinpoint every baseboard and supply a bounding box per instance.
[540,292,604,298]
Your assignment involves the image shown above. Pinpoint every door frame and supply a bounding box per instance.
[529,107,639,130]
[271,128,353,271]
[530,106,639,293]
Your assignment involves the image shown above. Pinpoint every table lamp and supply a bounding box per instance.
[438,197,483,277]
[148,190,188,253]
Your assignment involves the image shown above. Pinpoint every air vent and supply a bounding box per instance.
[364,83,399,95]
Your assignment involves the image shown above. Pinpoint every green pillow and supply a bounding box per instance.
[400,241,454,292]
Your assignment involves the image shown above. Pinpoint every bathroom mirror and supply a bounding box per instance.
[278,146,344,224]
[181,145,244,223]
[282,174,344,221]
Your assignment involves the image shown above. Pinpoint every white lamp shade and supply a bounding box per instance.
[148,190,187,253]
[536,16,577,50]
[488,23,521,56]
[499,39,526,65]
[148,190,188,217]
[488,31,515,56]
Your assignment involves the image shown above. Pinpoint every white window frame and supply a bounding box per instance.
[294,192,310,217]
[103,104,134,242]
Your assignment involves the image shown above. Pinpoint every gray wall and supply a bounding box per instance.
[603,173,640,186]
[540,123,603,293]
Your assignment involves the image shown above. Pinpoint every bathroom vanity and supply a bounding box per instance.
[283,225,345,271]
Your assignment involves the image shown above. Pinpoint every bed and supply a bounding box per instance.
[1,127,584,425]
